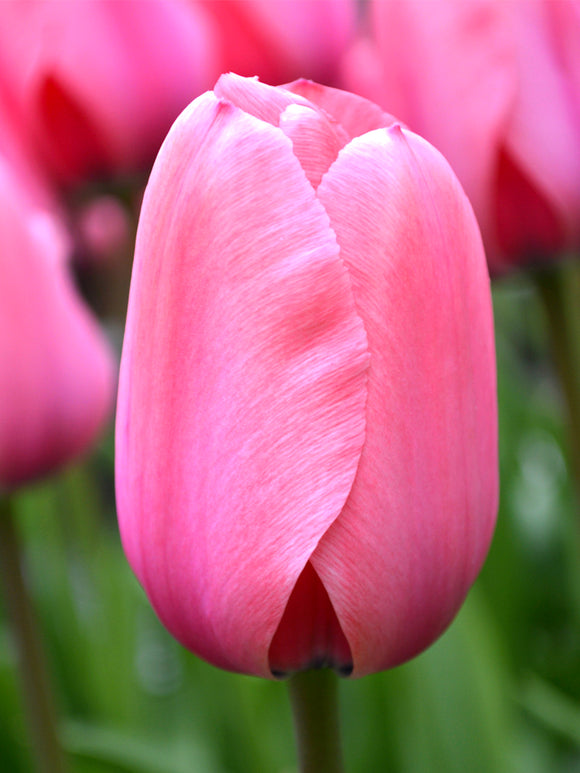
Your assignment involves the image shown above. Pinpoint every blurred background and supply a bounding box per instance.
[1,1,580,771]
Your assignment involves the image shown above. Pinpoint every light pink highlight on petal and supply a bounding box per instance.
[216,74,354,184]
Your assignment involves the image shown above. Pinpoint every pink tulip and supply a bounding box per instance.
[198,0,356,87]
[0,157,114,487]
[344,0,580,274]
[115,75,498,678]
[0,0,217,186]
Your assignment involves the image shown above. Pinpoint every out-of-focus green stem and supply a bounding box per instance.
[287,669,344,773]
[533,259,580,508]
[0,496,68,773]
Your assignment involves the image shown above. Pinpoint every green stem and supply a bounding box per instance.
[287,669,344,773]
[533,259,580,509]
[0,496,68,773]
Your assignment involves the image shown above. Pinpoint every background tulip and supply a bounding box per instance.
[344,0,580,274]
[0,157,114,487]
[198,0,356,87]
[0,0,217,186]
[116,75,498,681]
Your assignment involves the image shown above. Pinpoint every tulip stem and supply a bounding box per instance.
[533,259,580,507]
[0,496,68,773]
[287,669,344,773]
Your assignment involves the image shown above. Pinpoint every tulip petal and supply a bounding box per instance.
[346,0,516,269]
[314,126,498,676]
[199,0,355,86]
[284,78,396,139]
[216,74,351,186]
[500,0,580,252]
[268,560,352,676]
[278,104,346,188]
[494,146,564,263]
[116,92,369,677]
[214,72,311,127]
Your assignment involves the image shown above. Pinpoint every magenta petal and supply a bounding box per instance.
[116,93,369,677]
[314,126,498,676]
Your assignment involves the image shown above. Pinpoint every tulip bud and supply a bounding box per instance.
[0,158,114,488]
[115,75,498,678]
[0,0,217,186]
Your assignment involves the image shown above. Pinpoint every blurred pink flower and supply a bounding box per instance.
[0,157,114,487]
[0,0,217,186]
[116,75,498,678]
[76,195,132,266]
[344,0,580,274]
[198,0,356,86]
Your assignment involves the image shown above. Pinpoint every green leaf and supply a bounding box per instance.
[519,674,580,747]
[62,719,217,773]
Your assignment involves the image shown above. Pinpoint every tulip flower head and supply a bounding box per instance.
[116,75,498,679]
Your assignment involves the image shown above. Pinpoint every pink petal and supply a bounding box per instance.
[116,92,369,677]
[200,0,355,86]
[215,74,390,185]
[0,160,114,487]
[546,0,580,113]
[314,126,498,676]
[284,78,397,139]
[278,104,347,188]
[214,72,312,127]
[499,0,580,255]
[344,0,516,264]
[493,147,565,266]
